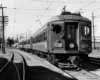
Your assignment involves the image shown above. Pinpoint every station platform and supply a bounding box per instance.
[0,49,77,80]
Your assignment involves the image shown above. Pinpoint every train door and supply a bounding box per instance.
[65,22,78,50]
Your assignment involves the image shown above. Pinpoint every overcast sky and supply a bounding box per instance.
[0,0,100,39]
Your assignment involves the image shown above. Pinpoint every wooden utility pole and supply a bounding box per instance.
[0,5,7,53]
[92,12,96,49]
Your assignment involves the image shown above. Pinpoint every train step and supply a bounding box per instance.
[58,62,77,69]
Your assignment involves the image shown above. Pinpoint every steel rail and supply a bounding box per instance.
[0,52,13,72]
[8,51,21,80]
[9,50,26,80]
[0,51,21,80]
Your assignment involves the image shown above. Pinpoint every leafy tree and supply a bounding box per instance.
[7,37,14,47]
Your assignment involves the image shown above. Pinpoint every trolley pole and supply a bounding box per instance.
[92,12,96,49]
[0,5,7,54]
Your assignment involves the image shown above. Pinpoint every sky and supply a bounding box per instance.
[0,0,100,40]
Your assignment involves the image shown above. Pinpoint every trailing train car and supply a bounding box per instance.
[18,39,24,50]
[18,37,31,51]
[18,11,92,67]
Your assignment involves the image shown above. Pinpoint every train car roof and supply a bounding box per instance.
[31,12,91,38]
[48,14,91,23]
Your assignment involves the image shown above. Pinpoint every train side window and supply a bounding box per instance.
[37,36,39,42]
[34,37,36,43]
[39,35,41,42]
[45,31,47,40]
[33,38,35,43]
[26,40,28,44]
[36,37,37,43]
[23,41,24,44]
[24,41,26,44]
[37,36,38,42]
[24,41,25,44]
[32,38,35,43]
[42,33,44,41]
[40,34,42,42]
[43,32,45,41]
[28,40,30,44]
[35,37,36,43]
[37,37,38,42]
[41,33,43,41]
[26,40,27,44]
[38,35,41,42]
[38,36,39,42]
[39,34,41,42]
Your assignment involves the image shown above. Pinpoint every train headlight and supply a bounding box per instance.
[69,43,74,48]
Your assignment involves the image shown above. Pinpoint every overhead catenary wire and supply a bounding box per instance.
[1,0,100,39]
[5,6,100,11]
[31,0,99,4]
[10,0,17,37]
[83,1,99,11]
[8,8,56,10]
[3,0,100,22]
[14,0,16,22]
[34,0,54,26]
[3,0,99,16]
[94,15,100,19]
[39,0,54,19]
[78,0,97,11]
[5,9,54,23]
[28,0,55,36]
[94,13,100,19]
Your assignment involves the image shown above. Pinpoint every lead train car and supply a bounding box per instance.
[18,11,92,66]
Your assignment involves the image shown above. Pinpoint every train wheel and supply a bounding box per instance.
[40,52,44,58]
[49,54,55,64]
[35,50,38,55]
[49,54,58,66]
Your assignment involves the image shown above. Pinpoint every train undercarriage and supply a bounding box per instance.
[27,49,89,69]
[19,48,89,69]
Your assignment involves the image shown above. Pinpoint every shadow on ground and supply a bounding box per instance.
[0,58,19,80]
[0,58,77,80]
[80,62,100,71]
[25,66,76,80]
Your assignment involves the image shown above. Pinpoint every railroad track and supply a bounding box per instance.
[7,49,79,80]
[0,50,26,80]
[65,69,100,80]
[9,50,26,80]
[5,48,100,80]
[58,60,100,80]
[89,57,100,65]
